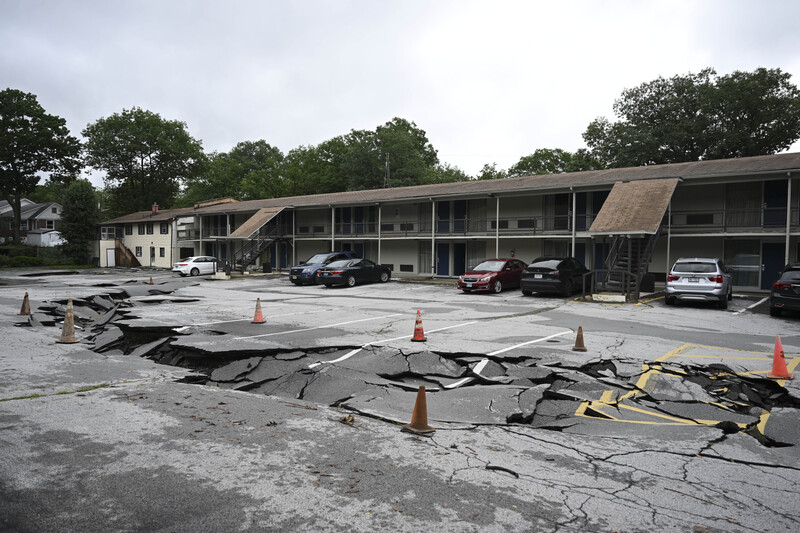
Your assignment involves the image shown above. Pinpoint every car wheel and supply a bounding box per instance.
[521,289,533,296]
[561,280,573,297]
[190,267,199,276]
[727,288,733,301]
[379,272,390,283]
[769,307,782,317]
[312,272,321,285]
[492,280,502,293]
[664,296,674,306]
[718,297,728,310]
[346,275,356,287]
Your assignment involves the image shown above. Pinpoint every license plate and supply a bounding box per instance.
[535,274,542,279]
[291,275,298,280]
[688,278,699,283]
[466,283,472,288]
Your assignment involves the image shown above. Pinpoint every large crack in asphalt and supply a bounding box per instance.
[18,284,800,451]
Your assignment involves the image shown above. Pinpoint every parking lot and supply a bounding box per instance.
[1,269,799,532]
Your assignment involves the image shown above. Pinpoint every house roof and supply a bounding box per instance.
[101,152,800,222]
[229,207,285,238]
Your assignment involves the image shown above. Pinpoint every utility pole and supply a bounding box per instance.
[385,153,391,188]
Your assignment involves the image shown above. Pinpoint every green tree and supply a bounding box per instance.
[584,68,800,167]
[476,162,507,181]
[507,148,604,177]
[60,179,99,264]
[0,88,81,243]
[375,118,439,188]
[83,107,205,217]
[428,163,470,183]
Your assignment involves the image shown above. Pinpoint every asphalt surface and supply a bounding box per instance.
[1,268,798,532]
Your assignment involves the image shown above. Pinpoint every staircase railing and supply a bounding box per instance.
[232,222,281,272]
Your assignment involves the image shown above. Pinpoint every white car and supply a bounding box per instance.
[172,256,217,277]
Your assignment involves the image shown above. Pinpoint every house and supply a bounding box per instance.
[0,200,63,244]
[97,152,800,295]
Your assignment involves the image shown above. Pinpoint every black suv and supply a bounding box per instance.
[289,251,360,285]
[770,263,800,317]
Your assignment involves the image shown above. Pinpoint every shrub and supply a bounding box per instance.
[9,256,44,267]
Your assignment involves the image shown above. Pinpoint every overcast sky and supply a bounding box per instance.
[3,0,800,187]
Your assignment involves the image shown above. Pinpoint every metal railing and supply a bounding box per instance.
[669,207,798,233]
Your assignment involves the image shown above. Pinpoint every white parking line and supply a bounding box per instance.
[735,296,769,315]
[308,321,479,368]
[234,313,403,340]
[445,330,572,389]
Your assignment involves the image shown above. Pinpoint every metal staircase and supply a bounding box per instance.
[232,222,280,273]
[602,228,661,301]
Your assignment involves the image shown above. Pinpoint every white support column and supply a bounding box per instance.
[495,196,500,258]
[571,189,576,256]
[786,178,792,265]
[431,200,436,275]
[377,205,382,264]
[667,201,672,277]
[198,216,203,255]
[331,207,335,250]
[292,209,296,265]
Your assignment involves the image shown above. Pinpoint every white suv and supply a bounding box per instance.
[665,257,733,309]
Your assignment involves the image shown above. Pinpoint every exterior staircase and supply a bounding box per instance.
[602,229,661,301]
[232,222,280,273]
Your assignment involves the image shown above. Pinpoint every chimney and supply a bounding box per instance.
[151,203,159,216]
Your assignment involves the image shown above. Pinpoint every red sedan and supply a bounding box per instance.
[457,259,528,293]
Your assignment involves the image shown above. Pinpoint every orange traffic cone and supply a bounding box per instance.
[411,310,426,342]
[402,386,435,435]
[572,326,587,352]
[149,276,154,285]
[251,298,266,324]
[56,298,79,344]
[767,336,794,380]
[19,292,31,315]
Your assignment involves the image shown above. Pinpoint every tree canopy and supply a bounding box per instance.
[60,179,99,264]
[583,68,800,167]
[0,88,80,243]
[83,107,205,217]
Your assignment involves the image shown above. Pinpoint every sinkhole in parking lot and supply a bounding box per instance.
[21,287,800,447]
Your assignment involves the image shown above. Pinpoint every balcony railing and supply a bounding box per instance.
[669,207,798,233]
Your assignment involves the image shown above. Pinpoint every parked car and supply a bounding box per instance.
[665,257,733,309]
[172,256,218,277]
[457,259,527,293]
[520,256,589,296]
[289,251,360,285]
[318,258,391,287]
[769,263,800,317]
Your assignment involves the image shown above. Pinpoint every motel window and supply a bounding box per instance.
[146,223,153,235]
[135,246,142,257]
[125,224,132,235]
[138,223,145,235]
[159,247,165,257]
[160,223,169,234]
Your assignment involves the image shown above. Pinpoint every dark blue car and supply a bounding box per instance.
[289,251,360,285]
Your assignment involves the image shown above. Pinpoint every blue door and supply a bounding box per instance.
[453,243,466,275]
[436,243,449,275]
[761,242,784,290]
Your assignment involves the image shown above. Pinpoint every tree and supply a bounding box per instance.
[583,68,800,167]
[60,179,99,264]
[83,107,205,217]
[476,163,507,181]
[0,88,81,243]
[507,148,604,177]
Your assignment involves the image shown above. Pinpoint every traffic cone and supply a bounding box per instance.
[19,292,30,315]
[56,298,79,344]
[572,326,587,352]
[767,336,794,380]
[149,276,154,285]
[411,310,426,342]
[402,386,435,435]
[251,298,266,324]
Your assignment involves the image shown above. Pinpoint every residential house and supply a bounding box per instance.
[0,200,63,244]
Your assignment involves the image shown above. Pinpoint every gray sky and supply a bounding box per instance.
[3,0,800,187]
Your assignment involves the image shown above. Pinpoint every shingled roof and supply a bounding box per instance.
[102,152,800,222]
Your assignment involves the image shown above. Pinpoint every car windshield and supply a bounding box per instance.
[305,254,330,264]
[529,260,561,270]
[327,260,350,268]
[673,262,716,273]
[471,260,505,272]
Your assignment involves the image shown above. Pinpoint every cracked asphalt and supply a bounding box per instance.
[1,268,799,532]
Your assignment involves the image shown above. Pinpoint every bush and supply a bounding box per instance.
[0,244,37,257]
[9,256,44,267]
